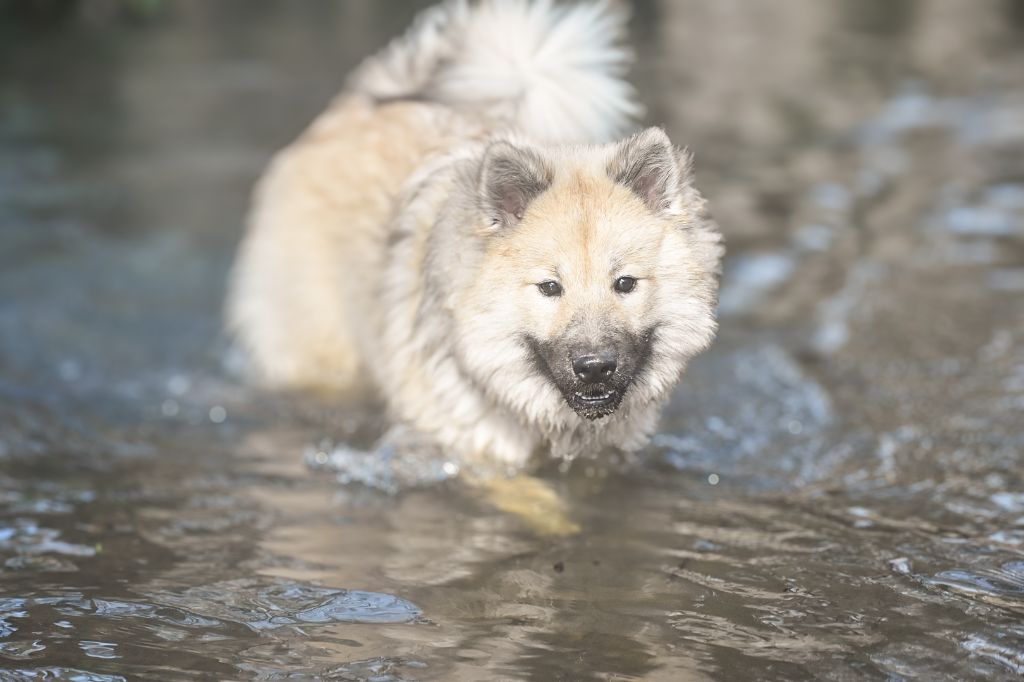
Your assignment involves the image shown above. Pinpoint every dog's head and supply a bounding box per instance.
[451,127,723,423]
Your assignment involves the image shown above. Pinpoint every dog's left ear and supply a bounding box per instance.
[479,140,553,229]
[607,127,691,216]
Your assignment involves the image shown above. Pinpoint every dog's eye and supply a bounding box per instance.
[537,280,563,297]
[614,276,637,294]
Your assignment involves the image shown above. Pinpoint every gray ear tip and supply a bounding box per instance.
[479,140,514,167]
[480,139,546,171]
[483,138,516,154]
[636,126,672,145]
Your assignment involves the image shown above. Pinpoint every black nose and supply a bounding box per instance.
[572,353,617,384]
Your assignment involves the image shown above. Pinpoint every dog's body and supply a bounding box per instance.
[228,0,723,470]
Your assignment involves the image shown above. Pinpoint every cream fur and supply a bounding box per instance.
[227,0,722,469]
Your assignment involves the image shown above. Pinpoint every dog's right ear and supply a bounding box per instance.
[478,141,552,229]
[607,127,688,216]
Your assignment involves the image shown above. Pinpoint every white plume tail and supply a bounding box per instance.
[348,0,640,143]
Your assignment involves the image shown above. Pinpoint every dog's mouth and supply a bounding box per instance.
[567,385,623,419]
[574,389,616,404]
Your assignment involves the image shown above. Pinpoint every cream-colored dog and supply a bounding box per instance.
[228,0,723,474]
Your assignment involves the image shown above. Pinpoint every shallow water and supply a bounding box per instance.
[2,1,1024,679]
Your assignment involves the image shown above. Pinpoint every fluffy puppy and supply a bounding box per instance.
[228,0,723,470]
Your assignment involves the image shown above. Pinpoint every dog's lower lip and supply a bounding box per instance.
[576,391,614,402]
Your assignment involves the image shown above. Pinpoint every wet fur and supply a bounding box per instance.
[227,1,723,469]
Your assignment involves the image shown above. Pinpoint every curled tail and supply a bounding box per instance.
[348,0,640,143]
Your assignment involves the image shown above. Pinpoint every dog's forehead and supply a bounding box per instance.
[518,168,606,223]
[519,169,662,244]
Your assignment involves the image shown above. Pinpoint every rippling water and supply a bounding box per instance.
[1,1,1023,679]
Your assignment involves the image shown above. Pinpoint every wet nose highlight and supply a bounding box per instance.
[572,353,617,383]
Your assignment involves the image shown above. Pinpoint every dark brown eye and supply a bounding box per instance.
[537,280,563,297]
[614,276,637,294]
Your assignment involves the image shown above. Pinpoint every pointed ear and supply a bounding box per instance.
[479,140,552,228]
[607,127,689,215]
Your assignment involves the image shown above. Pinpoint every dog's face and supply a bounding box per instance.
[453,128,722,423]
[513,178,667,420]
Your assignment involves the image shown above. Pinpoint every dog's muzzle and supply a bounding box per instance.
[526,333,651,420]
